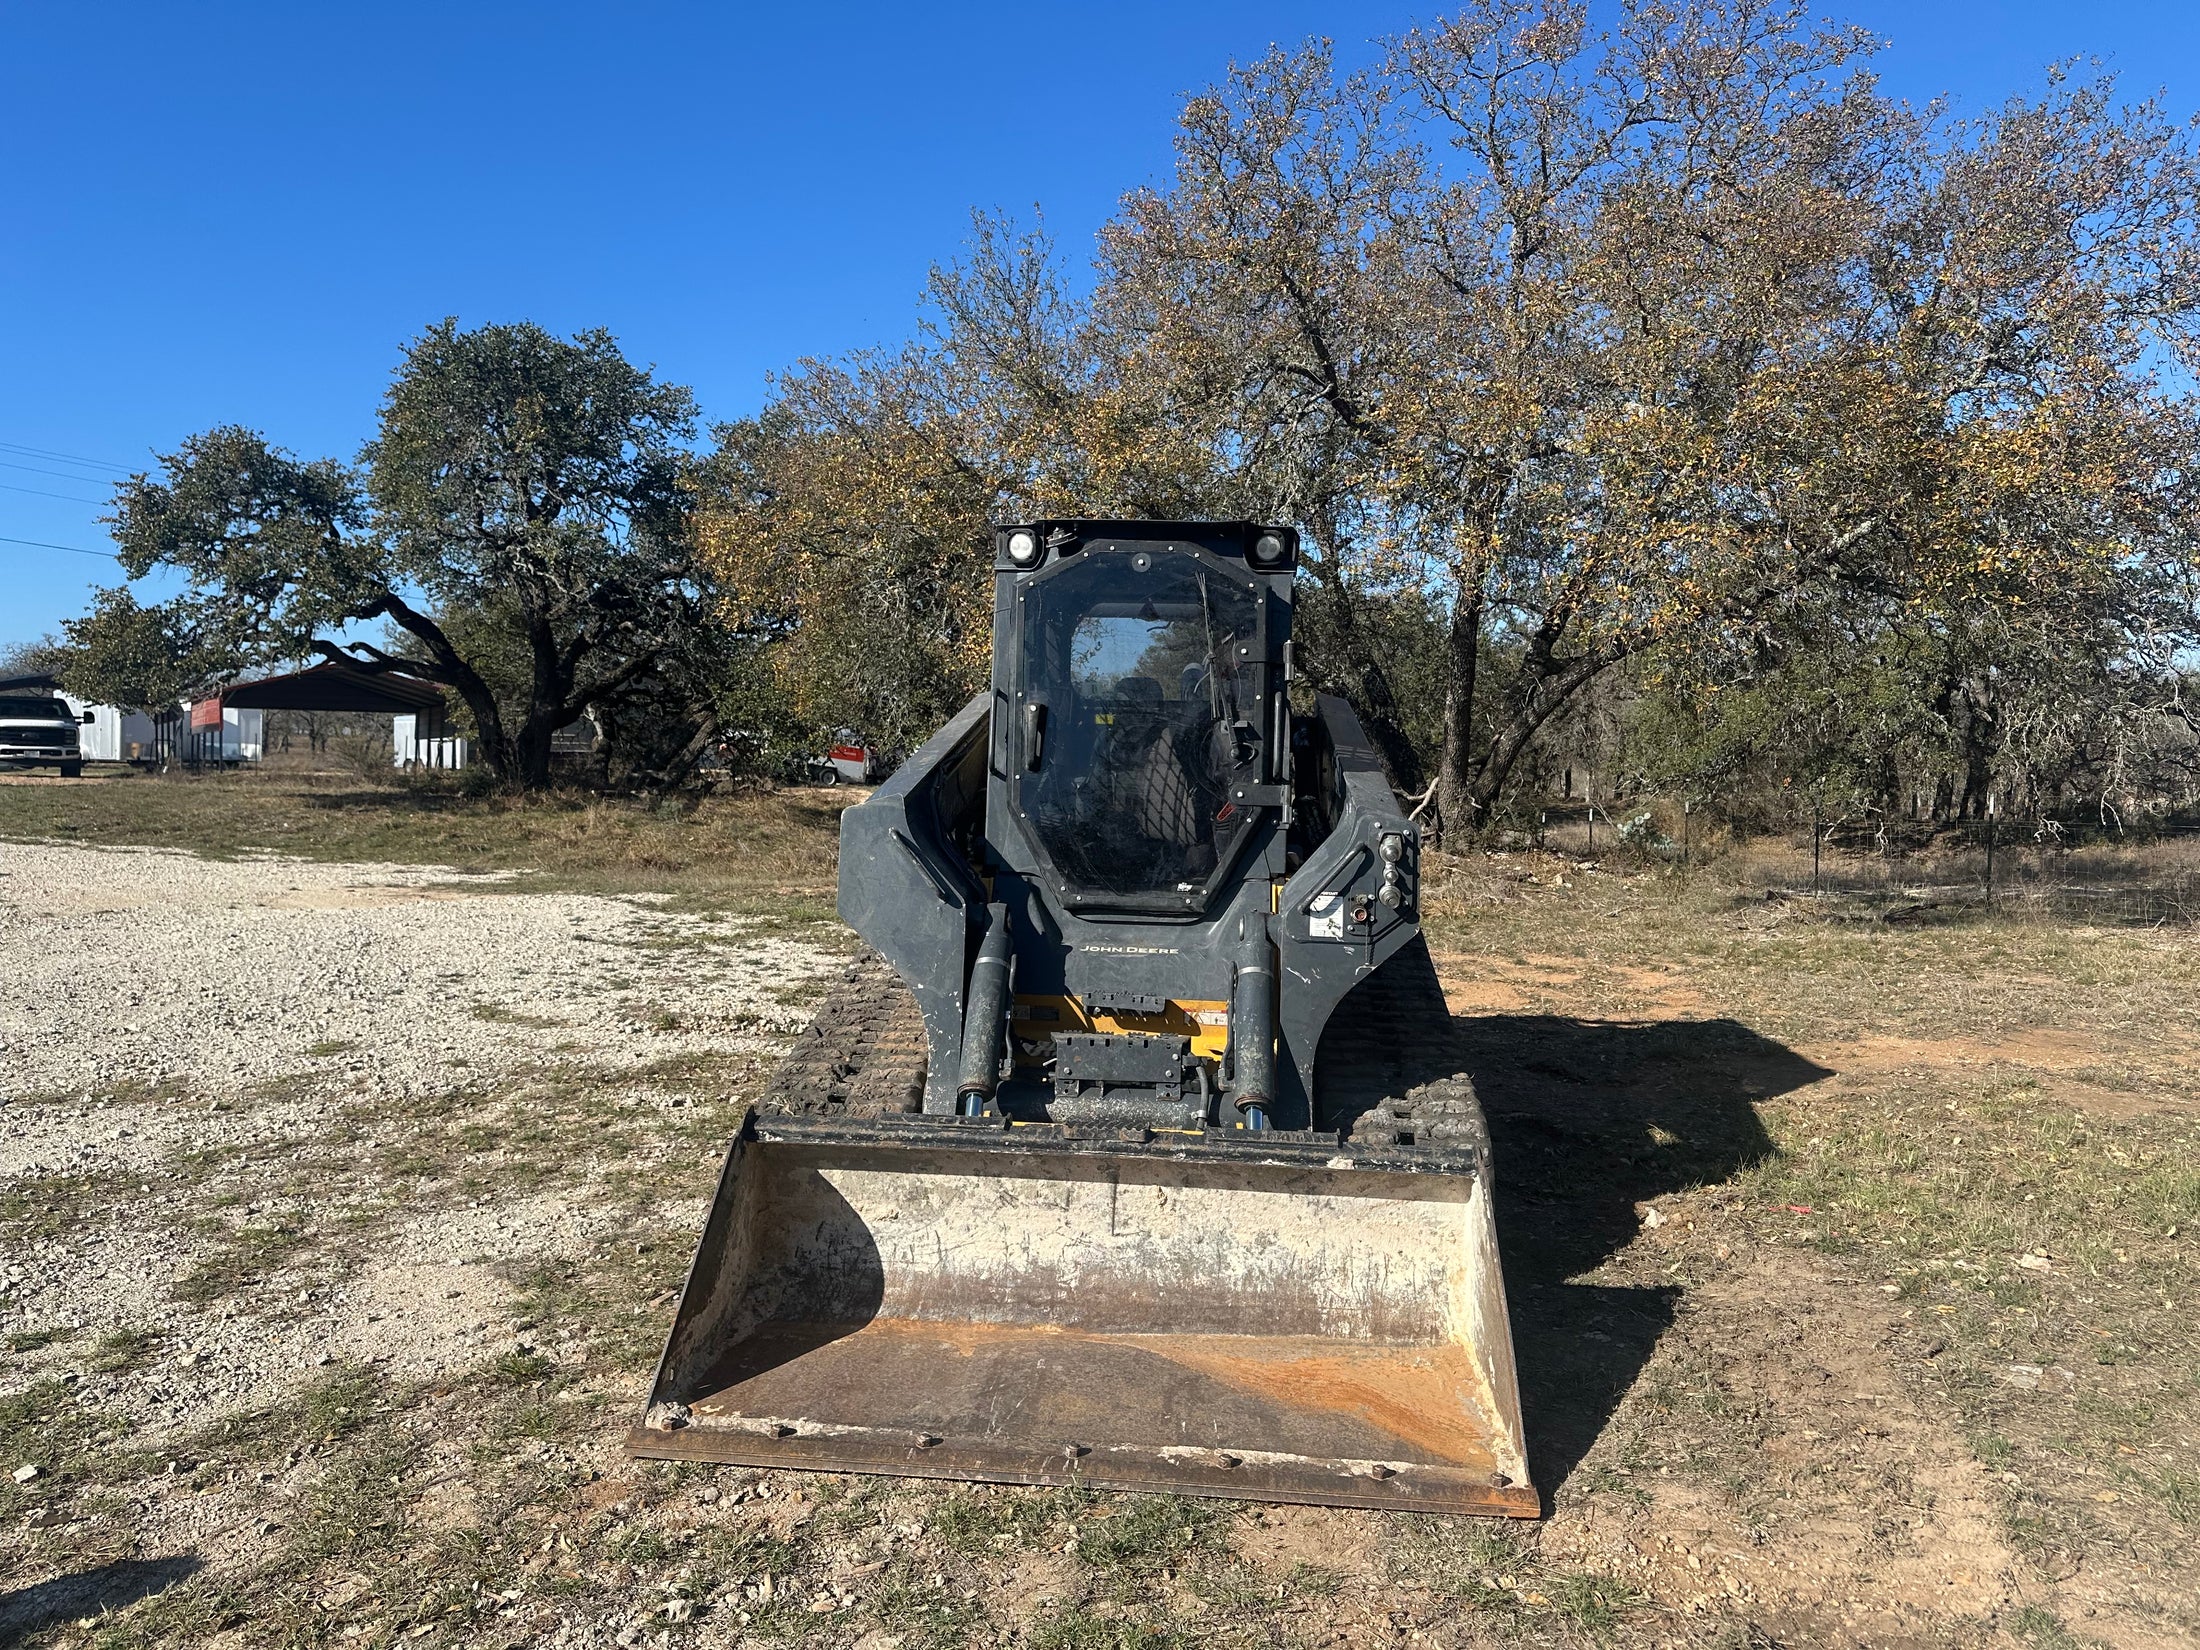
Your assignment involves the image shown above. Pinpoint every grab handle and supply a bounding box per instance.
[1023,701,1048,770]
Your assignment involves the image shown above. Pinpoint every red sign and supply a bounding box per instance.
[189,698,223,730]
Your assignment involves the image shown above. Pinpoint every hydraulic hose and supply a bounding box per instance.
[956,902,1013,1114]
[1230,912,1276,1129]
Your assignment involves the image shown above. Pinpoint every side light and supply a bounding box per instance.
[1006,529,1041,567]
[1379,831,1412,911]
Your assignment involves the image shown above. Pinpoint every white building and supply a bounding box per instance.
[392,711,469,770]
[55,693,262,765]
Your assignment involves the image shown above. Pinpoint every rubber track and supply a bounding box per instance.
[1310,935,1491,1158]
[757,936,1487,1161]
[757,950,928,1120]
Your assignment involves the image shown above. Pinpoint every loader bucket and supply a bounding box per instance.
[629,1113,1537,1516]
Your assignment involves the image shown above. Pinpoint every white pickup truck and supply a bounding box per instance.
[0,694,90,777]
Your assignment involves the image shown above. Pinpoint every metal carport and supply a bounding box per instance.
[220,661,465,769]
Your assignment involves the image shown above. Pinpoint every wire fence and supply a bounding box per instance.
[1514,800,2200,924]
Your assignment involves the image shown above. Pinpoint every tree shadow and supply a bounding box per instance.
[1458,1012,1830,1498]
[0,1556,202,1645]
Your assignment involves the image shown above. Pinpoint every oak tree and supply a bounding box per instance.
[100,321,707,788]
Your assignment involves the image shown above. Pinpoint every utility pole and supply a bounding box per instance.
[1813,794,1823,895]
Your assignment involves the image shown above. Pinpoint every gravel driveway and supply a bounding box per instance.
[0,840,845,1640]
[0,841,832,1116]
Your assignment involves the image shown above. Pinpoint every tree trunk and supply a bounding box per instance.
[1466,641,1620,823]
[520,596,565,792]
[1960,690,1996,821]
[667,707,721,786]
[338,597,522,787]
[512,718,555,790]
[1434,573,1485,840]
[445,675,518,786]
[583,705,614,791]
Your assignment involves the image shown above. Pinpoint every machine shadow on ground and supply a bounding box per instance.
[0,1556,203,1642]
[1455,1013,1830,1495]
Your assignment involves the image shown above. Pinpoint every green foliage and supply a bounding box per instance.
[925,1486,1076,1554]
[1621,548,2200,829]
[82,321,718,789]
[489,1350,558,1385]
[1293,580,1452,787]
[366,320,693,573]
[2009,1604,2082,1649]
[364,322,716,789]
[60,589,212,711]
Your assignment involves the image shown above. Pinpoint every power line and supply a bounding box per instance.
[0,439,133,474]
[0,480,106,505]
[0,532,117,560]
[0,457,124,486]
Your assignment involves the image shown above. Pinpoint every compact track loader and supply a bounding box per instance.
[630,521,1535,1515]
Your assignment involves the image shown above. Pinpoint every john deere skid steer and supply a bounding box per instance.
[630,521,1534,1516]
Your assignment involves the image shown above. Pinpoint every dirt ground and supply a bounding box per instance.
[1,779,2196,1649]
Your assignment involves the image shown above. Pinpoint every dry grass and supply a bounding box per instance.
[0,766,854,915]
[1523,811,2200,923]
[1423,845,2200,1642]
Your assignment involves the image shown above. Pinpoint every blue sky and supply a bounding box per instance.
[3,0,2195,650]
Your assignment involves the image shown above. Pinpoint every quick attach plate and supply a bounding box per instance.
[1053,1030,1193,1103]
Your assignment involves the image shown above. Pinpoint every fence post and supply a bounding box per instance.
[1813,798,1823,895]
[1985,796,1997,909]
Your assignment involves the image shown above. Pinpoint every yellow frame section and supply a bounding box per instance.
[1008,994,1229,1071]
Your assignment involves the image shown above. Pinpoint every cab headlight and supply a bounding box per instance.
[1006,529,1041,567]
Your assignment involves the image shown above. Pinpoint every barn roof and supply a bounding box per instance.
[219,660,447,714]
